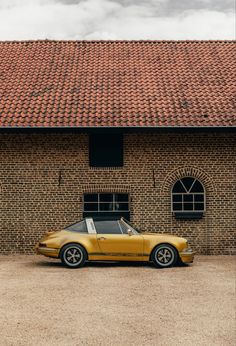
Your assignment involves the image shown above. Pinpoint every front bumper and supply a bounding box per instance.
[179,248,195,263]
[35,243,59,258]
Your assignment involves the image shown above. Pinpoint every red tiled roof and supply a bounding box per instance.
[0,40,235,128]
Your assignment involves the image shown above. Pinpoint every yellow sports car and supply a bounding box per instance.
[35,218,194,268]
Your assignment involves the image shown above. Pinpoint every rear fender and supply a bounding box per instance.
[59,232,100,256]
[59,242,88,259]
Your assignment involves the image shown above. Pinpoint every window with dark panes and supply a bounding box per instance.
[172,177,205,219]
[94,220,122,234]
[83,193,130,220]
[89,134,123,167]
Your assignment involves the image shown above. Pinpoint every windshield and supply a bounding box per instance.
[121,218,141,234]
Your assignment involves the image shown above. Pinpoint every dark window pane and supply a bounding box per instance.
[84,194,98,202]
[89,134,123,167]
[172,181,185,193]
[83,193,130,216]
[191,180,204,193]
[195,203,204,211]
[65,221,87,233]
[184,203,194,211]
[94,220,122,234]
[181,177,195,192]
[195,194,204,202]
[115,194,129,202]
[84,203,98,211]
[99,203,113,211]
[100,194,113,202]
[184,194,193,202]
[173,194,182,202]
[173,203,182,211]
[114,203,129,211]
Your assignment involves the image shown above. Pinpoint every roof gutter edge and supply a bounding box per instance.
[0,126,236,130]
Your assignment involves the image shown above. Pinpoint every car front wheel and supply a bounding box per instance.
[152,244,178,268]
[60,244,87,268]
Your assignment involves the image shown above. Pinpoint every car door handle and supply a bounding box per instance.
[98,237,106,240]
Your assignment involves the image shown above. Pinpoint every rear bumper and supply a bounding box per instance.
[35,243,59,258]
[179,248,195,263]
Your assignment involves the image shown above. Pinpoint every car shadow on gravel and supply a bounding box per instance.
[28,259,189,269]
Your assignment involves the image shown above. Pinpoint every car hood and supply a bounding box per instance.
[142,232,175,237]
[141,232,186,242]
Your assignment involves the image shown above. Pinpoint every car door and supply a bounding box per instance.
[94,220,144,261]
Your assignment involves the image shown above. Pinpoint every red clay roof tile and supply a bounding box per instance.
[0,40,235,128]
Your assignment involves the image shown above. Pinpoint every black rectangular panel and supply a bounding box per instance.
[89,134,123,167]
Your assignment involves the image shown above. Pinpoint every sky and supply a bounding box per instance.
[0,0,235,40]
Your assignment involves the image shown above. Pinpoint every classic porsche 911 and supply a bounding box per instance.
[35,218,194,268]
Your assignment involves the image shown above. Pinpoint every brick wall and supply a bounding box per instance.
[0,131,235,255]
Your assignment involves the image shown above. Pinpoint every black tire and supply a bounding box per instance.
[60,243,87,268]
[151,244,178,268]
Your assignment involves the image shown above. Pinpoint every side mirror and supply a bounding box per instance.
[127,229,133,236]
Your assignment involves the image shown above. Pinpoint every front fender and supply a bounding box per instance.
[143,234,188,258]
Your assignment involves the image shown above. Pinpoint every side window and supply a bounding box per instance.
[65,220,88,233]
[94,220,122,234]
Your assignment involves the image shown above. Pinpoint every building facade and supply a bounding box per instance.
[0,130,235,254]
[0,40,235,254]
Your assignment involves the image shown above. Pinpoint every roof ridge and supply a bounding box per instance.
[0,39,235,44]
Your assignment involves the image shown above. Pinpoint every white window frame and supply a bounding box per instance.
[83,193,130,213]
[171,177,206,213]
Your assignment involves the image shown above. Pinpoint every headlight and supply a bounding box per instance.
[183,247,193,253]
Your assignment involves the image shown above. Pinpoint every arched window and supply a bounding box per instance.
[172,177,205,219]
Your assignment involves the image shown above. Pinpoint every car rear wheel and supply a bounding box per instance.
[60,244,87,268]
[152,244,178,268]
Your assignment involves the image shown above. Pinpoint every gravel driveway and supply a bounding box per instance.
[0,255,235,346]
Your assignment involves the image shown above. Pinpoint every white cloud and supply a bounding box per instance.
[0,0,234,40]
